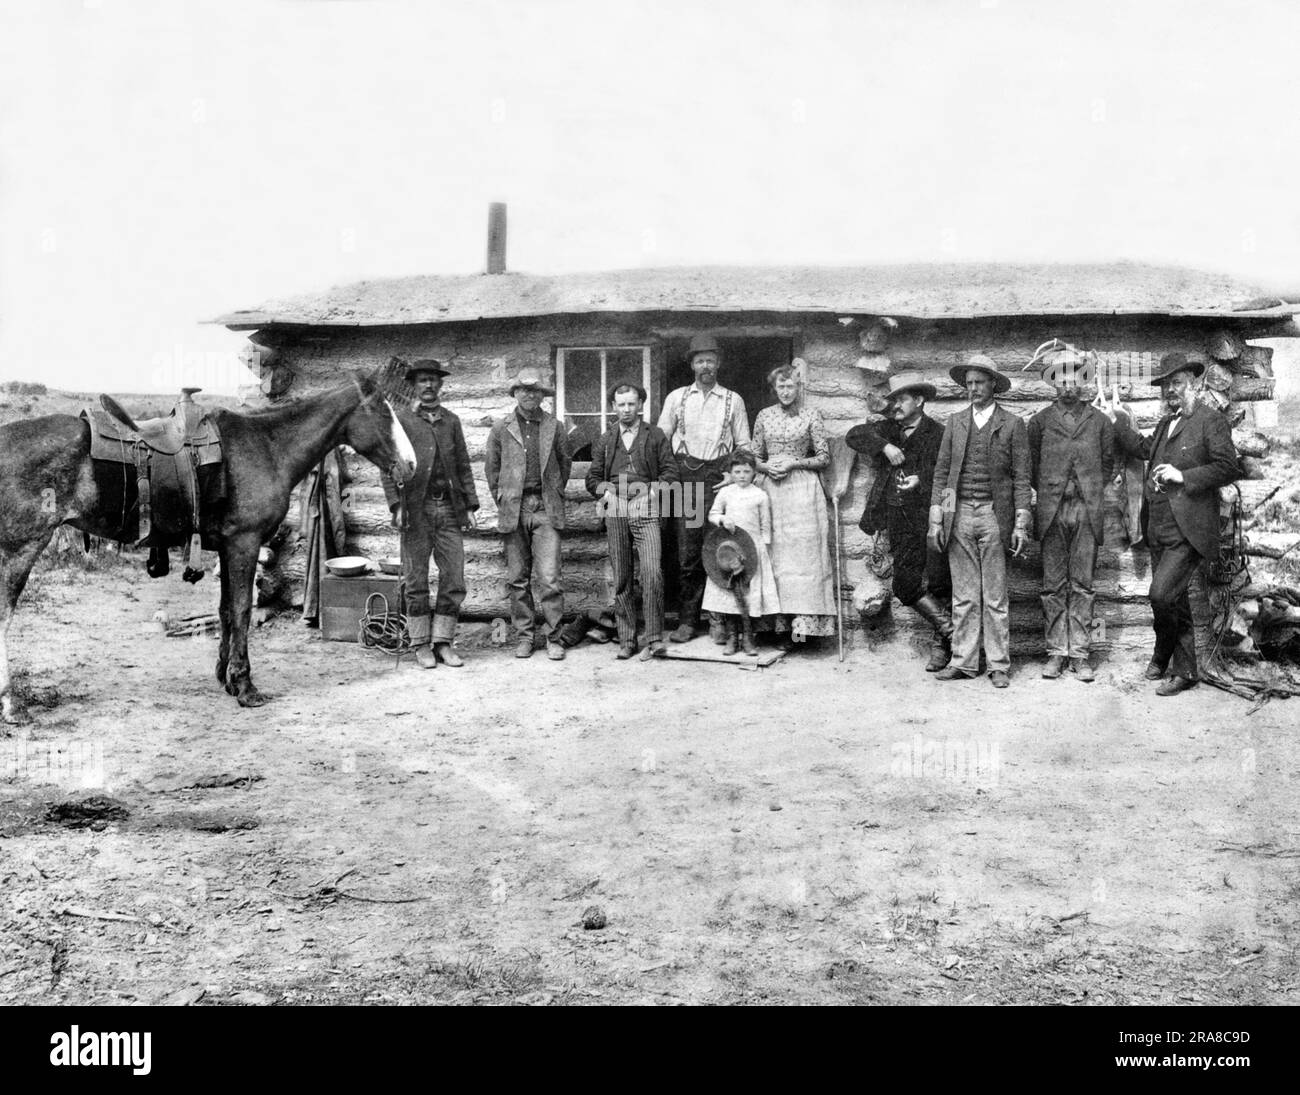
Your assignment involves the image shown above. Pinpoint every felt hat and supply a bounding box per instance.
[404,358,450,381]
[1150,352,1205,385]
[882,370,937,402]
[948,354,1011,394]
[703,524,759,591]
[687,333,722,361]
[509,366,555,397]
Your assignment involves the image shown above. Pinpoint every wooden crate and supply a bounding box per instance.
[321,573,404,643]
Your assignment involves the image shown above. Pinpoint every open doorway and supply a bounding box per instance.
[662,335,793,430]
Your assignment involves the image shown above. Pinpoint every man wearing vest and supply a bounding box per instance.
[846,371,953,672]
[383,360,480,669]
[658,334,751,642]
[1027,348,1116,682]
[928,355,1032,688]
[484,367,573,661]
[1111,353,1239,695]
[587,383,680,660]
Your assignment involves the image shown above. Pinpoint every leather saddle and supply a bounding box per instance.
[82,392,224,581]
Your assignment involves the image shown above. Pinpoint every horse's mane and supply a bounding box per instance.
[215,380,387,424]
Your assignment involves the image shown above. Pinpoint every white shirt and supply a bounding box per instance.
[971,402,996,429]
[658,382,750,460]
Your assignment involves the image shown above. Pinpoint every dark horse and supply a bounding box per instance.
[0,374,416,723]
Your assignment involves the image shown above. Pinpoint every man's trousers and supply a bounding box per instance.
[404,495,466,642]
[504,494,565,643]
[947,499,1010,674]
[605,514,665,646]
[1040,496,1098,657]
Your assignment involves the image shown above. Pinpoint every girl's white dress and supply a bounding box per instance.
[701,483,781,617]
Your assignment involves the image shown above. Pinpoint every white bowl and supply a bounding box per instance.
[325,556,371,578]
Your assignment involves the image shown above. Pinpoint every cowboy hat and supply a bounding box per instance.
[882,370,937,402]
[702,524,759,592]
[1150,352,1205,385]
[687,333,722,361]
[509,366,555,397]
[404,358,450,381]
[949,354,1011,394]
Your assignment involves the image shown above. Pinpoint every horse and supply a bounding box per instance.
[0,372,417,722]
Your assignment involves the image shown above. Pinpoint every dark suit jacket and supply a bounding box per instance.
[1114,401,1239,560]
[846,413,944,535]
[381,403,479,524]
[930,404,1032,550]
[585,421,680,499]
[1027,402,1116,544]
[484,410,572,532]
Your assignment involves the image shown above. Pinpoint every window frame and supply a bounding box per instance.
[555,345,654,437]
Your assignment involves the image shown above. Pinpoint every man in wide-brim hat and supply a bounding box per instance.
[1109,351,1238,696]
[1026,346,1115,683]
[485,366,572,660]
[657,333,752,642]
[382,358,479,668]
[846,370,952,672]
[928,354,1031,688]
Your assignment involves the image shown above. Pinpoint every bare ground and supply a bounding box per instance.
[1,557,1298,1006]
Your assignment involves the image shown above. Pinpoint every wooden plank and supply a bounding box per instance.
[659,639,787,668]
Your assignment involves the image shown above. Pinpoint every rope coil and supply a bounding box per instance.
[358,591,412,656]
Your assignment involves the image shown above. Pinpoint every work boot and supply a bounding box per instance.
[721,620,738,656]
[1143,660,1166,681]
[546,641,566,661]
[515,638,534,659]
[989,670,1010,689]
[934,666,972,681]
[408,614,436,669]
[1071,657,1094,682]
[1156,675,1197,696]
[1042,655,1065,679]
[913,593,954,673]
[433,642,463,667]
[740,616,758,657]
[709,613,727,645]
[669,622,697,643]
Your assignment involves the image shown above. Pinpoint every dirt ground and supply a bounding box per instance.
[1,554,1297,1007]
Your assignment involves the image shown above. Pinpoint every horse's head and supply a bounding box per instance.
[344,373,417,484]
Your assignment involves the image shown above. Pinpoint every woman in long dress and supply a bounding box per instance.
[751,366,837,644]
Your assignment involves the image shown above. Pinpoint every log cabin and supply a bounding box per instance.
[212,224,1298,662]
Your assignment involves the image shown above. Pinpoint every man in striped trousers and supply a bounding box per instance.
[586,384,681,661]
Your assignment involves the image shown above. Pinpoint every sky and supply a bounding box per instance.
[2,0,1299,394]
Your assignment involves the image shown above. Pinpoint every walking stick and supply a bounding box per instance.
[832,495,844,662]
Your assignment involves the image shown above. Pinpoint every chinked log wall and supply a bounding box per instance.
[266,312,1280,662]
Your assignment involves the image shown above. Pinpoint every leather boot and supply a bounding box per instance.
[740,615,758,657]
[912,593,953,673]
[407,614,436,669]
[722,619,738,656]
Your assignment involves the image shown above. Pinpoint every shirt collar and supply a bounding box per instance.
[688,381,727,399]
[413,399,442,420]
[516,407,542,425]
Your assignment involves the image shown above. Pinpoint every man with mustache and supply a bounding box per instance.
[847,371,952,671]
[1109,353,1239,695]
[928,355,1032,688]
[1026,347,1116,682]
[658,334,751,642]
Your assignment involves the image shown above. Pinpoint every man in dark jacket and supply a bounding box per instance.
[846,371,952,671]
[1112,353,1239,695]
[381,360,479,668]
[485,368,573,661]
[1027,348,1116,682]
[587,383,680,661]
[928,356,1032,688]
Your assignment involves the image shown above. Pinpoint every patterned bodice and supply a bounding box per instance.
[752,406,830,468]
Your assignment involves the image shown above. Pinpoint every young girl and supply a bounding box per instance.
[702,451,781,655]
